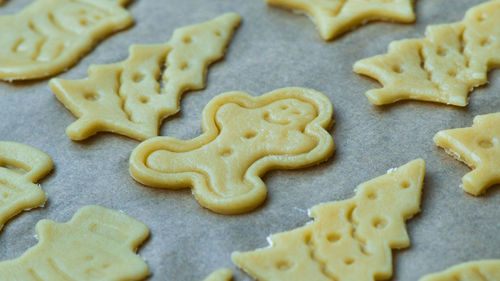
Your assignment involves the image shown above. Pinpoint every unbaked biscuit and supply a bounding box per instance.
[50,13,241,141]
[0,205,149,280]
[0,0,133,81]
[203,268,233,281]
[267,0,415,40]
[419,260,500,281]
[434,112,500,195]
[130,87,334,214]
[354,0,500,106]
[233,159,425,281]
[0,141,52,232]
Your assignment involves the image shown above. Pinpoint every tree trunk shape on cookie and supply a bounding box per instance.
[354,0,500,106]
[0,205,150,281]
[419,260,500,281]
[232,159,425,281]
[0,142,53,232]
[434,112,500,195]
[267,0,415,41]
[129,87,335,214]
[0,0,133,81]
[50,13,241,141]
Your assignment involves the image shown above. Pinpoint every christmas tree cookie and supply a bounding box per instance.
[50,13,240,141]
[130,87,334,214]
[354,0,500,106]
[267,0,415,41]
[0,205,149,281]
[434,112,500,195]
[0,141,52,232]
[419,260,500,281]
[0,0,133,81]
[233,159,425,281]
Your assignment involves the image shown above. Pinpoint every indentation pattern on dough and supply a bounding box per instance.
[129,87,335,214]
[434,112,500,195]
[0,205,150,281]
[267,0,415,40]
[354,0,500,106]
[419,260,500,281]
[0,141,52,232]
[50,13,241,141]
[232,159,425,281]
[0,0,133,81]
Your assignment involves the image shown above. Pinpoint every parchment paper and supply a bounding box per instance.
[0,0,498,280]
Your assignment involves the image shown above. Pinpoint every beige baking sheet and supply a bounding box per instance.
[0,0,498,280]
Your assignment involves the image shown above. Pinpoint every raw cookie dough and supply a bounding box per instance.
[203,268,233,281]
[0,0,133,81]
[434,112,500,195]
[419,260,500,281]
[0,205,150,281]
[0,141,53,232]
[50,13,241,141]
[354,0,500,106]
[267,0,415,41]
[232,159,425,281]
[129,87,335,214]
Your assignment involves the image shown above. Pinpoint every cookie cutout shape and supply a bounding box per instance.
[434,112,500,195]
[50,13,241,141]
[354,0,500,106]
[419,260,500,281]
[232,159,425,281]
[0,205,150,280]
[203,268,233,281]
[267,0,415,41]
[0,0,133,81]
[0,141,52,232]
[130,87,334,214]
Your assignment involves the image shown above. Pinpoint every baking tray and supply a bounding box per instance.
[0,0,499,280]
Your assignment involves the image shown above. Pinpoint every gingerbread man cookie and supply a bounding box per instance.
[0,0,133,81]
[0,205,149,281]
[130,87,334,214]
[0,141,52,232]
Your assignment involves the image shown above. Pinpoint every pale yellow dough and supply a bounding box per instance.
[434,112,500,195]
[130,87,334,214]
[0,141,52,232]
[232,159,425,281]
[0,205,150,280]
[267,0,414,41]
[50,13,240,141]
[203,268,233,281]
[419,260,500,281]
[0,0,133,81]
[354,0,500,106]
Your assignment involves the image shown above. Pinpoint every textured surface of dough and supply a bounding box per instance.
[267,0,414,40]
[354,0,500,106]
[434,112,500,195]
[50,13,241,141]
[233,159,425,281]
[0,141,52,232]
[203,268,233,281]
[0,205,149,281]
[0,0,133,81]
[419,260,500,281]
[130,87,334,214]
